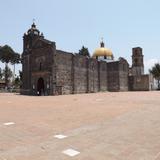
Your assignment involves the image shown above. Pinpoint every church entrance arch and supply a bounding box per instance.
[37,77,45,96]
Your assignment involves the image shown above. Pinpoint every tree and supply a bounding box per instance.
[13,71,22,88]
[19,70,22,82]
[78,46,90,57]
[0,45,20,86]
[2,66,13,86]
[0,68,3,80]
[11,53,21,81]
[0,45,15,64]
[13,75,21,88]
[149,63,160,90]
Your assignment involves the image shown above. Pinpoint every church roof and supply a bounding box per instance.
[40,38,54,45]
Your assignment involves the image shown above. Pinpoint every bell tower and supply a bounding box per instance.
[131,47,144,76]
[22,22,43,95]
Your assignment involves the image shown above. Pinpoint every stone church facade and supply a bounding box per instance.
[21,23,152,96]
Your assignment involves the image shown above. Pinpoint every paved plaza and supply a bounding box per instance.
[0,91,160,160]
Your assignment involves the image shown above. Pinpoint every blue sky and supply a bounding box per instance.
[0,0,160,73]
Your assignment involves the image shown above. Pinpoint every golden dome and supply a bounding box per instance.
[93,48,113,57]
[92,41,113,59]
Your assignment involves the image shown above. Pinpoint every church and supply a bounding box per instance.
[21,23,152,96]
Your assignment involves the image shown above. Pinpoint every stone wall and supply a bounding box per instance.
[55,50,73,95]
[31,47,53,73]
[118,58,129,91]
[129,75,150,91]
[73,54,88,93]
[54,50,130,95]
[88,58,99,92]
[99,61,107,91]
[107,59,129,92]
[55,51,109,95]
[107,61,120,91]
[22,44,131,95]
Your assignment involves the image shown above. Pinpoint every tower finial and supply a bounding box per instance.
[100,37,105,47]
[32,19,36,28]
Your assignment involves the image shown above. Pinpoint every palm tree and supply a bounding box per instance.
[149,63,160,90]
[0,45,20,87]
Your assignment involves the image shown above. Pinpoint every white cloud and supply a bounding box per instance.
[144,58,159,74]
